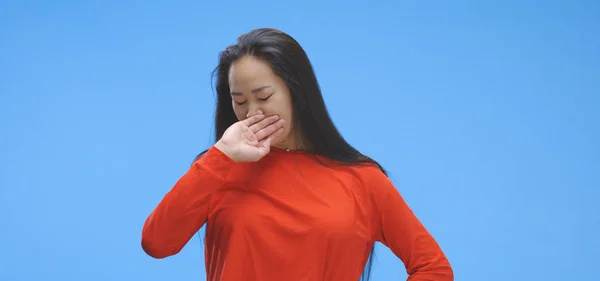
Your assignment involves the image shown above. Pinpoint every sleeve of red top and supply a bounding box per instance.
[368,168,454,281]
[141,146,235,259]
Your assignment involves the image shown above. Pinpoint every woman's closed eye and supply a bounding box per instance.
[258,94,273,101]
[234,93,272,105]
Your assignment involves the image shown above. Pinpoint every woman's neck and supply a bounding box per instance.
[273,131,310,151]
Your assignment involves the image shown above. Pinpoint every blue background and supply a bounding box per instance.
[1,1,598,280]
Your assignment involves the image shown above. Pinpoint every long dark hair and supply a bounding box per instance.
[196,28,386,281]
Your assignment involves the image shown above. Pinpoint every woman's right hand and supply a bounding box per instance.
[214,114,286,162]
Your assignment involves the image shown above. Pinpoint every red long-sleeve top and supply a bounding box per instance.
[142,146,453,281]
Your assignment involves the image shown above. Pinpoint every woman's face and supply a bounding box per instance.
[228,55,296,149]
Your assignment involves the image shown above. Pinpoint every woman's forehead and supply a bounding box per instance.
[229,57,278,89]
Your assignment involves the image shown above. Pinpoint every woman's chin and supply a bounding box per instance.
[270,140,284,149]
[270,136,289,149]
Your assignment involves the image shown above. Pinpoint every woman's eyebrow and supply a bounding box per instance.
[231,85,272,96]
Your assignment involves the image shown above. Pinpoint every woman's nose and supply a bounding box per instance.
[246,108,264,118]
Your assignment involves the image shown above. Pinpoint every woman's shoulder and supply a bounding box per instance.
[341,161,388,180]
[340,162,397,197]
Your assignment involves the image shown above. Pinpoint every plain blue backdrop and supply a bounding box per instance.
[1,1,598,280]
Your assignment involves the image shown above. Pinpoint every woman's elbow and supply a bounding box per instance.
[437,263,454,281]
[410,256,454,281]
[141,218,182,259]
[141,236,167,259]
[141,231,182,259]
[429,259,454,281]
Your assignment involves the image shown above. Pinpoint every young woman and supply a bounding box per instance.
[141,28,453,281]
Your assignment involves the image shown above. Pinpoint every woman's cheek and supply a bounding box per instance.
[232,107,245,121]
[262,104,279,118]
